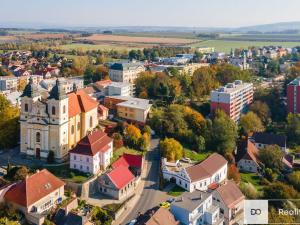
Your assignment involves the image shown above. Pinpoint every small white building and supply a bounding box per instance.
[108,82,133,96]
[236,140,261,173]
[171,190,224,225]
[162,153,228,192]
[70,130,113,174]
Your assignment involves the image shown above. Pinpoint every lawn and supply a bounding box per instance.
[111,147,143,164]
[240,172,264,191]
[44,163,90,183]
[184,149,211,162]
[189,40,300,53]
[168,185,186,197]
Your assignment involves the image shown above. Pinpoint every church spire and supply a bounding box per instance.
[48,78,67,100]
[21,76,39,98]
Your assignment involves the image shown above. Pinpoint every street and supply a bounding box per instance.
[121,138,169,225]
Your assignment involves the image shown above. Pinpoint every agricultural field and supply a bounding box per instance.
[20,33,70,40]
[77,34,200,47]
[57,43,142,51]
[190,40,300,53]
[0,36,17,43]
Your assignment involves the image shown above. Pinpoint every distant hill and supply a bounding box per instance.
[235,22,300,33]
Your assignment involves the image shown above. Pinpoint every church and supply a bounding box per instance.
[20,78,99,161]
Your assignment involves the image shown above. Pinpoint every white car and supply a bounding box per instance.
[128,219,137,225]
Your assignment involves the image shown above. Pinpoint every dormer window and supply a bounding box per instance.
[52,106,56,115]
[25,103,28,112]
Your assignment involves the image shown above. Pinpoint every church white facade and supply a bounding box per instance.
[20,78,99,161]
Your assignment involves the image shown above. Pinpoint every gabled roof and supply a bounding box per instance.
[236,140,260,166]
[136,207,179,225]
[214,180,244,208]
[250,132,286,148]
[4,169,65,207]
[70,130,112,156]
[106,165,135,189]
[185,153,227,182]
[112,153,143,169]
[67,90,98,118]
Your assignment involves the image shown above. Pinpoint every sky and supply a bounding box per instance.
[1,0,300,28]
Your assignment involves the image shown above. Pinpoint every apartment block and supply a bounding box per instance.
[210,80,253,122]
[287,77,300,114]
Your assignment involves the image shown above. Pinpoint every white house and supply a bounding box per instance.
[109,61,145,83]
[162,153,228,192]
[70,130,113,174]
[236,140,261,173]
[212,181,245,225]
[170,190,224,225]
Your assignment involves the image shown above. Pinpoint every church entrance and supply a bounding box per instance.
[36,148,40,159]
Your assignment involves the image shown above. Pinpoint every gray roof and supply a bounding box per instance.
[171,190,211,212]
[21,77,40,98]
[48,79,67,100]
[110,61,144,71]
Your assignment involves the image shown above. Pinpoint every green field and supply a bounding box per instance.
[190,40,300,53]
[58,43,142,52]
[184,149,211,162]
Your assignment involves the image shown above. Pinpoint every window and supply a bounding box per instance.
[52,106,56,115]
[36,132,41,143]
[87,158,89,162]
[63,105,66,114]
[25,103,28,112]
[77,122,80,131]
[87,166,89,171]
[71,125,75,134]
[90,116,93,128]
[74,155,76,160]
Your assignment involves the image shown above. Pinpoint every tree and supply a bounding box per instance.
[240,112,265,134]
[249,101,271,125]
[72,56,90,75]
[215,64,252,85]
[211,110,238,155]
[112,133,123,149]
[240,182,260,199]
[228,164,240,184]
[259,145,284,171]
[264,168,277,182]
[160,138,184,162]
[5,166,30,181]
[0,95,20,149]
[139,133,150,152]
[263,182,299,200]
[287,113,300,145]
[269,207,295,224]
[124,124,142,149]
[91,207,112,225]
[83,66,94,85]
[47,151,55,164]
[288,171,300,191]
[192,67,219,99]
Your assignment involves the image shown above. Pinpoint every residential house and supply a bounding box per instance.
[104,96,152,124]
[236,140,261,173]
[212,181,245,225]
[170,190,224,225]
[98,105,109,120]
[109,61,145,83]
[135,207,179,225]
[69,130,113,174]
[4,169,65,225]
[112,153,143,176]
[162,153,228,192]
[0,76,18,92]
[249,132,287,152]
[98,165,137,200]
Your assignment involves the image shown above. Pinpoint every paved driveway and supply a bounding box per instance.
[117,138,170,225]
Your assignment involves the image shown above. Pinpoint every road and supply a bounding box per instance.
[121,137,169,225]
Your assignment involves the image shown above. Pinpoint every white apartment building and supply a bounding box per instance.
[109,61,145,83]
[171,191,224,225]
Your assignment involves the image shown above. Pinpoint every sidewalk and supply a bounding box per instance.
[112,158,149,225]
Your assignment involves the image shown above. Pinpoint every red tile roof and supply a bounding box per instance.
[107,165,135,189]
[112,154,143,169]
[215,180,245,208]
[185,153,227,182]
[70,130,112,156]
[67,90,98,118]
[4,169,65,207]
